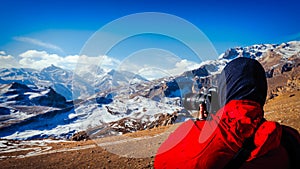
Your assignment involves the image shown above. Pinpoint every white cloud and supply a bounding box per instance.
[75,54,121,72]
[151,59,200,79]
[170,59,201,74]
[138,67,173,80]
[115,48,202,80]
[119,58,201,80]
[14,36,64,53]
[0,51,20,68]
[19,50,63,70]
[99,55,121,69]
[1,49,201,80]
[18,50,120,71]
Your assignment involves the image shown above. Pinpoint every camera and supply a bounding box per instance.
[183,87,219,114]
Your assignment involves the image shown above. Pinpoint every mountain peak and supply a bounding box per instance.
[42,64,62,71]
[220,41,300,60]
[9,82,32,91]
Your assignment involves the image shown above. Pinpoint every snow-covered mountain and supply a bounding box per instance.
[0,68,39,87]
[0,65,92,100]
[78,67,148,94]
[0,41,299,140]
[0,65,148,100]
[0,82,75,139]
[220,41,300,60]
[159,41,300,98]
[0,81,187,140]
[0,82,69,108]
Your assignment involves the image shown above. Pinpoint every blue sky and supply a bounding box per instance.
[0,0,299,74]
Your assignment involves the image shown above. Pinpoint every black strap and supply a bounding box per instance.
[281,126,300,169]
[223,126,300,169]
[223,137,255,169]
[223,118,266,169]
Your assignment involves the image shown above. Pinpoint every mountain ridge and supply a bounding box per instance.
[0,41,299,140]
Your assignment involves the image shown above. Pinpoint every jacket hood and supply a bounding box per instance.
[217,57,267,108]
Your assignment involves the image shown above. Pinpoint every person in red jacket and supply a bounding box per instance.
[154,57,300,169]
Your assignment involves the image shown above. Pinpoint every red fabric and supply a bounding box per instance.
[154,100,283,169]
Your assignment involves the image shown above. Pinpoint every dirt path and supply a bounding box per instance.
[0,125,178,169]
[94,124,179,158]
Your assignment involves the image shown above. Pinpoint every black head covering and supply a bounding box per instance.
[217,57,267,108]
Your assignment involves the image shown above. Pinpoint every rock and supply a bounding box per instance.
[281,62,294,73]
[265,68,274,78]
[107,112,178,135]
[105,106,120,115]
[0,107,10,115]
[30,87,68,108]
[96,96,113,105]
[70,131,90,141]
[289,94,295,97]
[268,93,278,100]
[223,48,239,59]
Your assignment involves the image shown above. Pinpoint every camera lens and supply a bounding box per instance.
[183,93,204,110]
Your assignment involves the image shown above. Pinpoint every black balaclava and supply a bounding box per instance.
[217,57,267,108]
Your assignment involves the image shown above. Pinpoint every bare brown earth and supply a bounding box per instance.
[0,126,175,169]
[264,90,300,131]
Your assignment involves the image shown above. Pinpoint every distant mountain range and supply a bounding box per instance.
[0,65,148,100]
[0,41,299,140]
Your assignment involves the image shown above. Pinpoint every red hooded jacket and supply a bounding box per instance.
[154,100,296,169]
[154,58,300,169]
